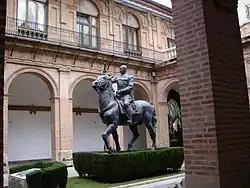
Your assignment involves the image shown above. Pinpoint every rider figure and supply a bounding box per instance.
[111,65,134,125]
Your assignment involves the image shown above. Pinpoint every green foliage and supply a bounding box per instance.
[73,147,184,183]
[10,161,68,188]
[168,99,181,122]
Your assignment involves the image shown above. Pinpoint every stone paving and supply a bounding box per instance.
[113,174,185,188]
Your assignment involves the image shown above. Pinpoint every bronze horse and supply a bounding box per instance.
[92,74,157,153]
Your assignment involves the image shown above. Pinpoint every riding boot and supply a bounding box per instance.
[126,106,133,125]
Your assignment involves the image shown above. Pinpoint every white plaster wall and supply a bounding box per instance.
[72,80,98,109]
[123,125,147,150]
[8,111,51,161]
[73,113,105,152]
[8,74,51,106]
[72,79,105,152]
[7,73,52,162]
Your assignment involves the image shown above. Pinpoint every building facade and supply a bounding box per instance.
[3,0,179,169]
[238,0,250,103]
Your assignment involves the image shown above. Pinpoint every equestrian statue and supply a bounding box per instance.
[92,65,157,153]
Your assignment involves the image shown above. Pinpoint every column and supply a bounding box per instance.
[157,102,170,147]
[151,80,159,148]
[1,1,7,187]
[3,94,9,174]
[58,69,73,161]
[172,0,250,188]
[51,97,60,161]
[152,79,170,148]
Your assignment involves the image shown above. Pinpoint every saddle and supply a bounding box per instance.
[115,99,140,115]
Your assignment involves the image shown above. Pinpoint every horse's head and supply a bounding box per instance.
[92,74,112,92]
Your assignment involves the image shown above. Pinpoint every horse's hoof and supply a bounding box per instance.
[127,148,133,152]
[151,146,156,151]
[106,147,116,154]
[111,148,117,153]
[127,144,133,151]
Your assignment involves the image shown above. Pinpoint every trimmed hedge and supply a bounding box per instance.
[73,147,184,183]
[10,161,68,188]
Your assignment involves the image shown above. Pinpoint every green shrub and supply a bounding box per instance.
[10,161,68,188]
[73,147,184,183]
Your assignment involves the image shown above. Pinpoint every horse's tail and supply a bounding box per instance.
[152,108,157,128]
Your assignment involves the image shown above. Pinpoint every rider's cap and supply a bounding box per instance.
[120,65,127,69]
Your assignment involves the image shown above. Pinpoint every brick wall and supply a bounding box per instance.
[172,0,250,187]
[0,0,6,187]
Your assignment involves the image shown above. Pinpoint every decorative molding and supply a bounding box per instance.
[58,68,71,73]
[8,105,98,113]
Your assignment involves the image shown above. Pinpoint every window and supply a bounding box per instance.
[167,38,176,48]
[17,0,47,31]
[77,0,98,48]
[77,12,97,48]
[123,25,139,51]
[122,14,140,54]
[246,4,250,19]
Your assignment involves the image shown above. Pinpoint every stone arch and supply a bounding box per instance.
[161,21,169,34]
[7,68,56,162]
[69,74,97,98]
[77,0,100,16]
[5,67,58,97]
[123,12,142,29]
[112,4,124,20]
[134,81,152,102]
[160,78,179,103]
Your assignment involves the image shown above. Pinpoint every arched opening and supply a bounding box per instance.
[123,84,148,150]
[122,13,140,53]
[77,0,99,49]
[72,79,105,152]
[8,73,53,163]
[167,88,183,147]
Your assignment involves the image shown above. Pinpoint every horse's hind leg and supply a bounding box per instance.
[127,125,139,151]
[145,122,156,150]
[112,130,121,152]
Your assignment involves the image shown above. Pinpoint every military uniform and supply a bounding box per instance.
[112,73,134,124]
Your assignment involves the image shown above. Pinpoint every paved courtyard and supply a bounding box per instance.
[113,174,185,188]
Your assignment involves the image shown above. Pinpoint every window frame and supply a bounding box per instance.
[167,38,176,48]
[123,24,140,52]
[17,0,48,31]
[246,4,250,19]
[76,11,98,49]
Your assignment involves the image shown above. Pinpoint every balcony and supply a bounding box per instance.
[5,17,177,64]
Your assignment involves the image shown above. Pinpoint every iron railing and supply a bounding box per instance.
[5,17,177,64]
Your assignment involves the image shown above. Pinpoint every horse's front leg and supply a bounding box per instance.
[112,130,121,152]
[101,123,117,153]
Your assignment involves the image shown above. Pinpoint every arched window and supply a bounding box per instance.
[17,0,47,31]
[123,13,140,52]
[77,0,98,48]
[246,4,250,19]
